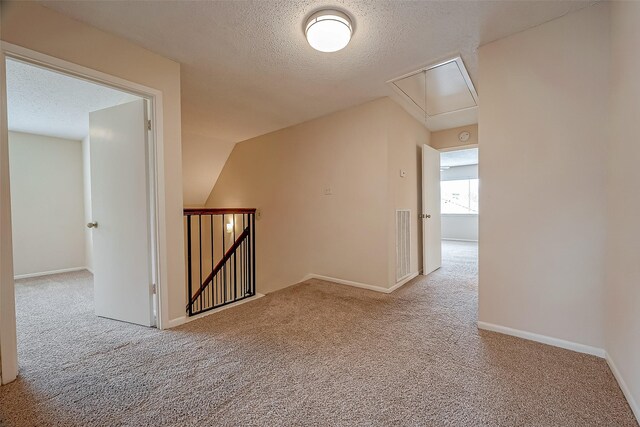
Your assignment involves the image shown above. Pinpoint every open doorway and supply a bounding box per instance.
[5,57,159,376]
[439,147,478,270]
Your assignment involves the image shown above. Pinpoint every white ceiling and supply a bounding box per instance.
[39,0,591,141]
[37,0,591,204]
[389,57,479,131]
[6,59,138,141]
[441,148,478,168]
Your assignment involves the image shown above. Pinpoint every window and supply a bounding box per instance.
[441,179,478,214]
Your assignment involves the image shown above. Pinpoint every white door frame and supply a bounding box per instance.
[0,42,169,384]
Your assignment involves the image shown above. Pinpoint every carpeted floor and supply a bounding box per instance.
[0,241,637,426]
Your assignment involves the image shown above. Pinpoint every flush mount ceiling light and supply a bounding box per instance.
[305,10,352,53]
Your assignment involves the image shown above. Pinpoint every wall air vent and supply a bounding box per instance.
[387,56,478,131]
[396,209,411,282]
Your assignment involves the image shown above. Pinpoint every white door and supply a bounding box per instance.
[422,144,442,275]
[89,99,154,327]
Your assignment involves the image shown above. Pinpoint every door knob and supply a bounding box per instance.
[87,222,98,229]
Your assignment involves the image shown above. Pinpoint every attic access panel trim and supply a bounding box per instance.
[387,56,478,119]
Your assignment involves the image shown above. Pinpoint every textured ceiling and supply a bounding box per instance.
[40,0,592,141]
[6,59,138,141]
[37,0,592,204]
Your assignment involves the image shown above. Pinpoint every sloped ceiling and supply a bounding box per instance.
[38,0,592,205]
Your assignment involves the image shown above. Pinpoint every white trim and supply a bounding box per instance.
[442,238,478,243]
[477,321,605,358]
[390,272,419,292]
[476,322,638,422]
[606,352,640,423]
[0,42,169,384]
[1,42,167,327]
[386,56,478,118]
[14,267,88,280]
[166,293,265,329]
[303,272,419,294]
[1,42,161,100]
[165,316,188,329]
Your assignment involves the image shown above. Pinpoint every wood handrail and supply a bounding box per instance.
[184,208,256,216]
[187,226,251,307]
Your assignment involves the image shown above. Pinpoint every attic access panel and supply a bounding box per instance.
[389,57,478,118]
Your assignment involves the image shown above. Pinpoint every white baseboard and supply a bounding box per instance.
[14,267,88,280]
[303,271,418,294]
[164,316,186,329]
[606,352,640,423]
[390,272,420,292]
[442,238,478,242]
[165,293,265,329]
[477,321,605,358]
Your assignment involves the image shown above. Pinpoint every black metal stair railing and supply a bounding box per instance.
[183,208,256,316]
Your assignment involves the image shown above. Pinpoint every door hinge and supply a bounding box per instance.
[152,283,157,294]
[147,120,152,131]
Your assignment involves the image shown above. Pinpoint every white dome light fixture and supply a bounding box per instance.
[305,10,353,53]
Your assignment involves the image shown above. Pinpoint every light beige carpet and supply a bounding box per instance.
[0,241,637,426]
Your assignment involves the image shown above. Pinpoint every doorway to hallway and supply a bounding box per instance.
[439,147,478,269]
[2,51,162,383]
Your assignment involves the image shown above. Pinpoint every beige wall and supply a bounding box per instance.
[0,2,5,381]
[9,132,86,276]
[431,124,478,151]
[606,0,640,417]
[478,3,610,349]
[206,97,429,293]
[181,130,235,208]
[0,15,18,380]
[386,101,431,281]
[1,1,186,323]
